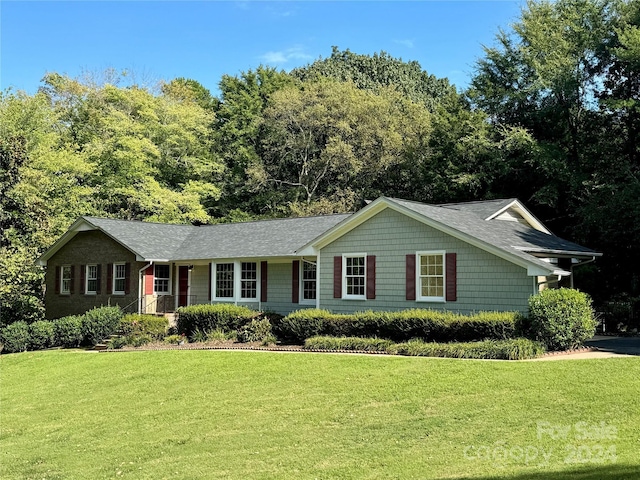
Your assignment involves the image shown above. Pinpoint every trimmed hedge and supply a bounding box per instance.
[304,336,395,352]
[0,321,30,353]
[54,315,84,348]
[527,288,596,351]
[119,314,168,340]
[274,308,520,344]
[29,320,55,350]
[303,336,544,360]
[393,338,545,360]
[176,304,260,336]
[81,306,123,346]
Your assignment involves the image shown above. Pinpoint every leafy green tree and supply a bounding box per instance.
[213,66,296,216]
[292,46,456,110]
[257,80,431,210]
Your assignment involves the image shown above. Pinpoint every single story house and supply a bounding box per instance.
[37,197,601,319]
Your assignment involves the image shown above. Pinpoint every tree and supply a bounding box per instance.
[292,46,456,110]
[256,80,431,211]
[469,0,639,301]
[212,66,296,216]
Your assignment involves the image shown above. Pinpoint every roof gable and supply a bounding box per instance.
[303,197,599,276]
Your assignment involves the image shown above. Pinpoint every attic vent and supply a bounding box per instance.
[494,208,529,226]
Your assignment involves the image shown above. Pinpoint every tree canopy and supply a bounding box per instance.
[2,2,638,324]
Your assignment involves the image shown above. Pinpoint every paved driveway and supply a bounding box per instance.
[585,336,640,356]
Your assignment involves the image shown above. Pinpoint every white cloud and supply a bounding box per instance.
[394,39,415,49]
[259,47,313,65]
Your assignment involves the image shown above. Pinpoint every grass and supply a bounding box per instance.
[1,350,639,479]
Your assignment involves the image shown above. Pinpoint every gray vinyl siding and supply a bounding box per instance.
[200,261,311,315]
[319,208,533,314]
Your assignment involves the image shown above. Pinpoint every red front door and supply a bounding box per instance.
[178,266,189,307]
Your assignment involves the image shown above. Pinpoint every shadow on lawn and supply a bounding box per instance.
[456,464,640,480]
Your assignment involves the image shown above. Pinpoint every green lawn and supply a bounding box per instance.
[1,350,639,479]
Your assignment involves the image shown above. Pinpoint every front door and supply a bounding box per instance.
[178,266,189,307]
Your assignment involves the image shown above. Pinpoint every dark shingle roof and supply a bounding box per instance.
[437,198,517,220]
[84,217,195,260]
[387,198,598,271]
[179,214,351,260]
[84,214,350,261]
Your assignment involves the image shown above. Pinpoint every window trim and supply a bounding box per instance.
[60,265,72,295]
[416,250,446,303]
[299,259,317,305]
[240,262,258,300]
[85,264,98,295]
[211,261,259,302]
[113,263,126,295]
[342,253,367,300]
[154,264,171,295]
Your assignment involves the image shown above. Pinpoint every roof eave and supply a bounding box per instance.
[486,199,552,234]
[515,247,603,259]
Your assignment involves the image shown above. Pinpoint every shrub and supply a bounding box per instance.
[0,321,30,353]
[129,334,152,347]
[107,336,127,350]
[119,314,167,340]
[29,320,56,350]
[527,288,596,351]
[206,328,229,342]
[236,318,273,343]
[164,334,184,345]
[272,309,335,343]
[176,304,259,336]
[81,306,123,346]
[276,309,520,344]
[304,336,394,352]
[54,315,84,348]
[394,338,545,360]
[190,328,207,343]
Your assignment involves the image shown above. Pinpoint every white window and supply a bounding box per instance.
[61,266,71,294]
[343,254,366,299]
[240,262,257,299]
[154,264,170,294]
[113,263,126,295]
[301,260,317,303]
[86,264,98,294]
[417,251,445,302]
[215,263,234,298]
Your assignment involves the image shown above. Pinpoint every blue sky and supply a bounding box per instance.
[1,1,525,96]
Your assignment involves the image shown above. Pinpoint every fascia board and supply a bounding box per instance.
[36,218,94,265]
[301,198,389,251]
[486,200,552,234]
[515,247,603,258]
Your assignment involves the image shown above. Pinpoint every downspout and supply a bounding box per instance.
[138,262,153,314]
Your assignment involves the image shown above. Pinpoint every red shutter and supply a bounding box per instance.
[95,264,102,294]
[292,260,300,304]
[69,265,75,294]
[366,255,376,300]
[54,266,60,294]
[80,265,86,294]
[208,263,212,302]
[124,263,131,294]
[406,254,416,301]
[446,252,457,302]
[145,266,154,295]
[261,261,268,302]
[333,256,342,298]
[106,263,113,294]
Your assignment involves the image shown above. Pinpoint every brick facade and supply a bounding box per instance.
[44,231,147,319]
